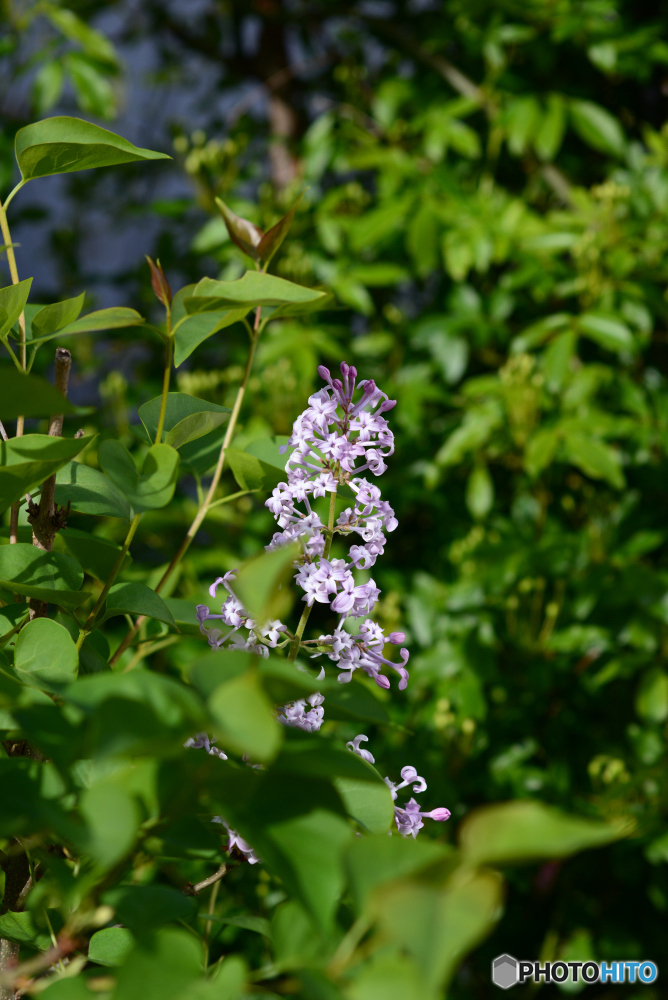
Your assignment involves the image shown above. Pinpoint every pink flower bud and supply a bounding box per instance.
[318,365,331,381]
[340,361,350,376]
[380,399,397,412]
[429,808,451,822]
[388,631,405,644]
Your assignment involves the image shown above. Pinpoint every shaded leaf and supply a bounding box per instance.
[98,582,176,628]
[0,543,85,608]
[88,927,135,967]
[569,99,626,158]
[209,669,282,763]
[0,366,76,419]
[0,433,91,512]
[459,799,632,866]
[54,461,131,519]
[99,440,180,512]
[233,543,299,623]
[14,617,79,689]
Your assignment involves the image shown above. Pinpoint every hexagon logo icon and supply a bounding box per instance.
[492,954,519,989]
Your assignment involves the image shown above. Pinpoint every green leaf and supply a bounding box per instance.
[31,292,85,339]
[54,461,132,519]
[0,433,91,512]
[32,60,65,115]
[524,426,559,478]
[258,657,325,703]
[371,867,503,994]
[99,440,180,512]
[264,809,351,931]
[578,312,633,352]
[98,582,176,628]
[459,800,632,866]
[103,888,196,937]
[226,447,265,491]
[209,669,282,763]
[161,598,202,636]
[465,464,494,520]
[14,617,79,689]
[138,392,229,443]
[562,432,625,489]
[324,682,390,725]
[0,278,32,342]
[346,834,450,910]
[335,777,394,834]
[56,527,126,582]
[88,927,135,967]
[534,93,566,161]
[0,543,85,608]
[0,602,29,638]
[233,543,300,623]
[0,910,51,949]
[569,99,626,158]
[33,306,144,342]
[111,928,201,1000]
[186,272,327,311]
[347,954,423,1000]
[65,53,116,120]
[164,410,229,449]
[243,436,292,490]
[41,3,119,67]
[173,308,250,367]
[79,781,140,868]
[0,367,77,419]
[14,116,170,181]
[636,668,668,723]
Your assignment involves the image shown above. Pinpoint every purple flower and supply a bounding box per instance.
[346,734,375,764]
[184,733,228,761]
[212,817,261,864]
[278,692,325,732]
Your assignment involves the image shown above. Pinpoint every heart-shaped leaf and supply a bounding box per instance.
[98,440,180,512]
[0,543,84,608]
[54,461,131,519]
[0,434,92,513]
[0,279,32,342]
[14,116,170,180]
[30,292,85,339]
[97,582,176,628]
[14,617,79,689]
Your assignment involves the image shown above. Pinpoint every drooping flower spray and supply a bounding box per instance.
[191,364,449,844]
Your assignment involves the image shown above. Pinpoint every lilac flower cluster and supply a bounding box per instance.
[266,363,410,692]
[195,569,286,658]
[349,735,451,838]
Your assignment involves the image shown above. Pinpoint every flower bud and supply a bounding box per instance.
[380,399,397,412]
[318,365,331,381]
[388,631,405,644]
[340,361,349,376]
[428,808,451,822]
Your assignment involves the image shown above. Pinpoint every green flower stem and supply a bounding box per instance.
[154,309,173,445]
[288,487,338,662]
[77,513,142,648]
[1,196,27,549]
[110,307,263,667]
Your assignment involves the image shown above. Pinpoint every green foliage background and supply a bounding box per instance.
[2,0,668,996]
